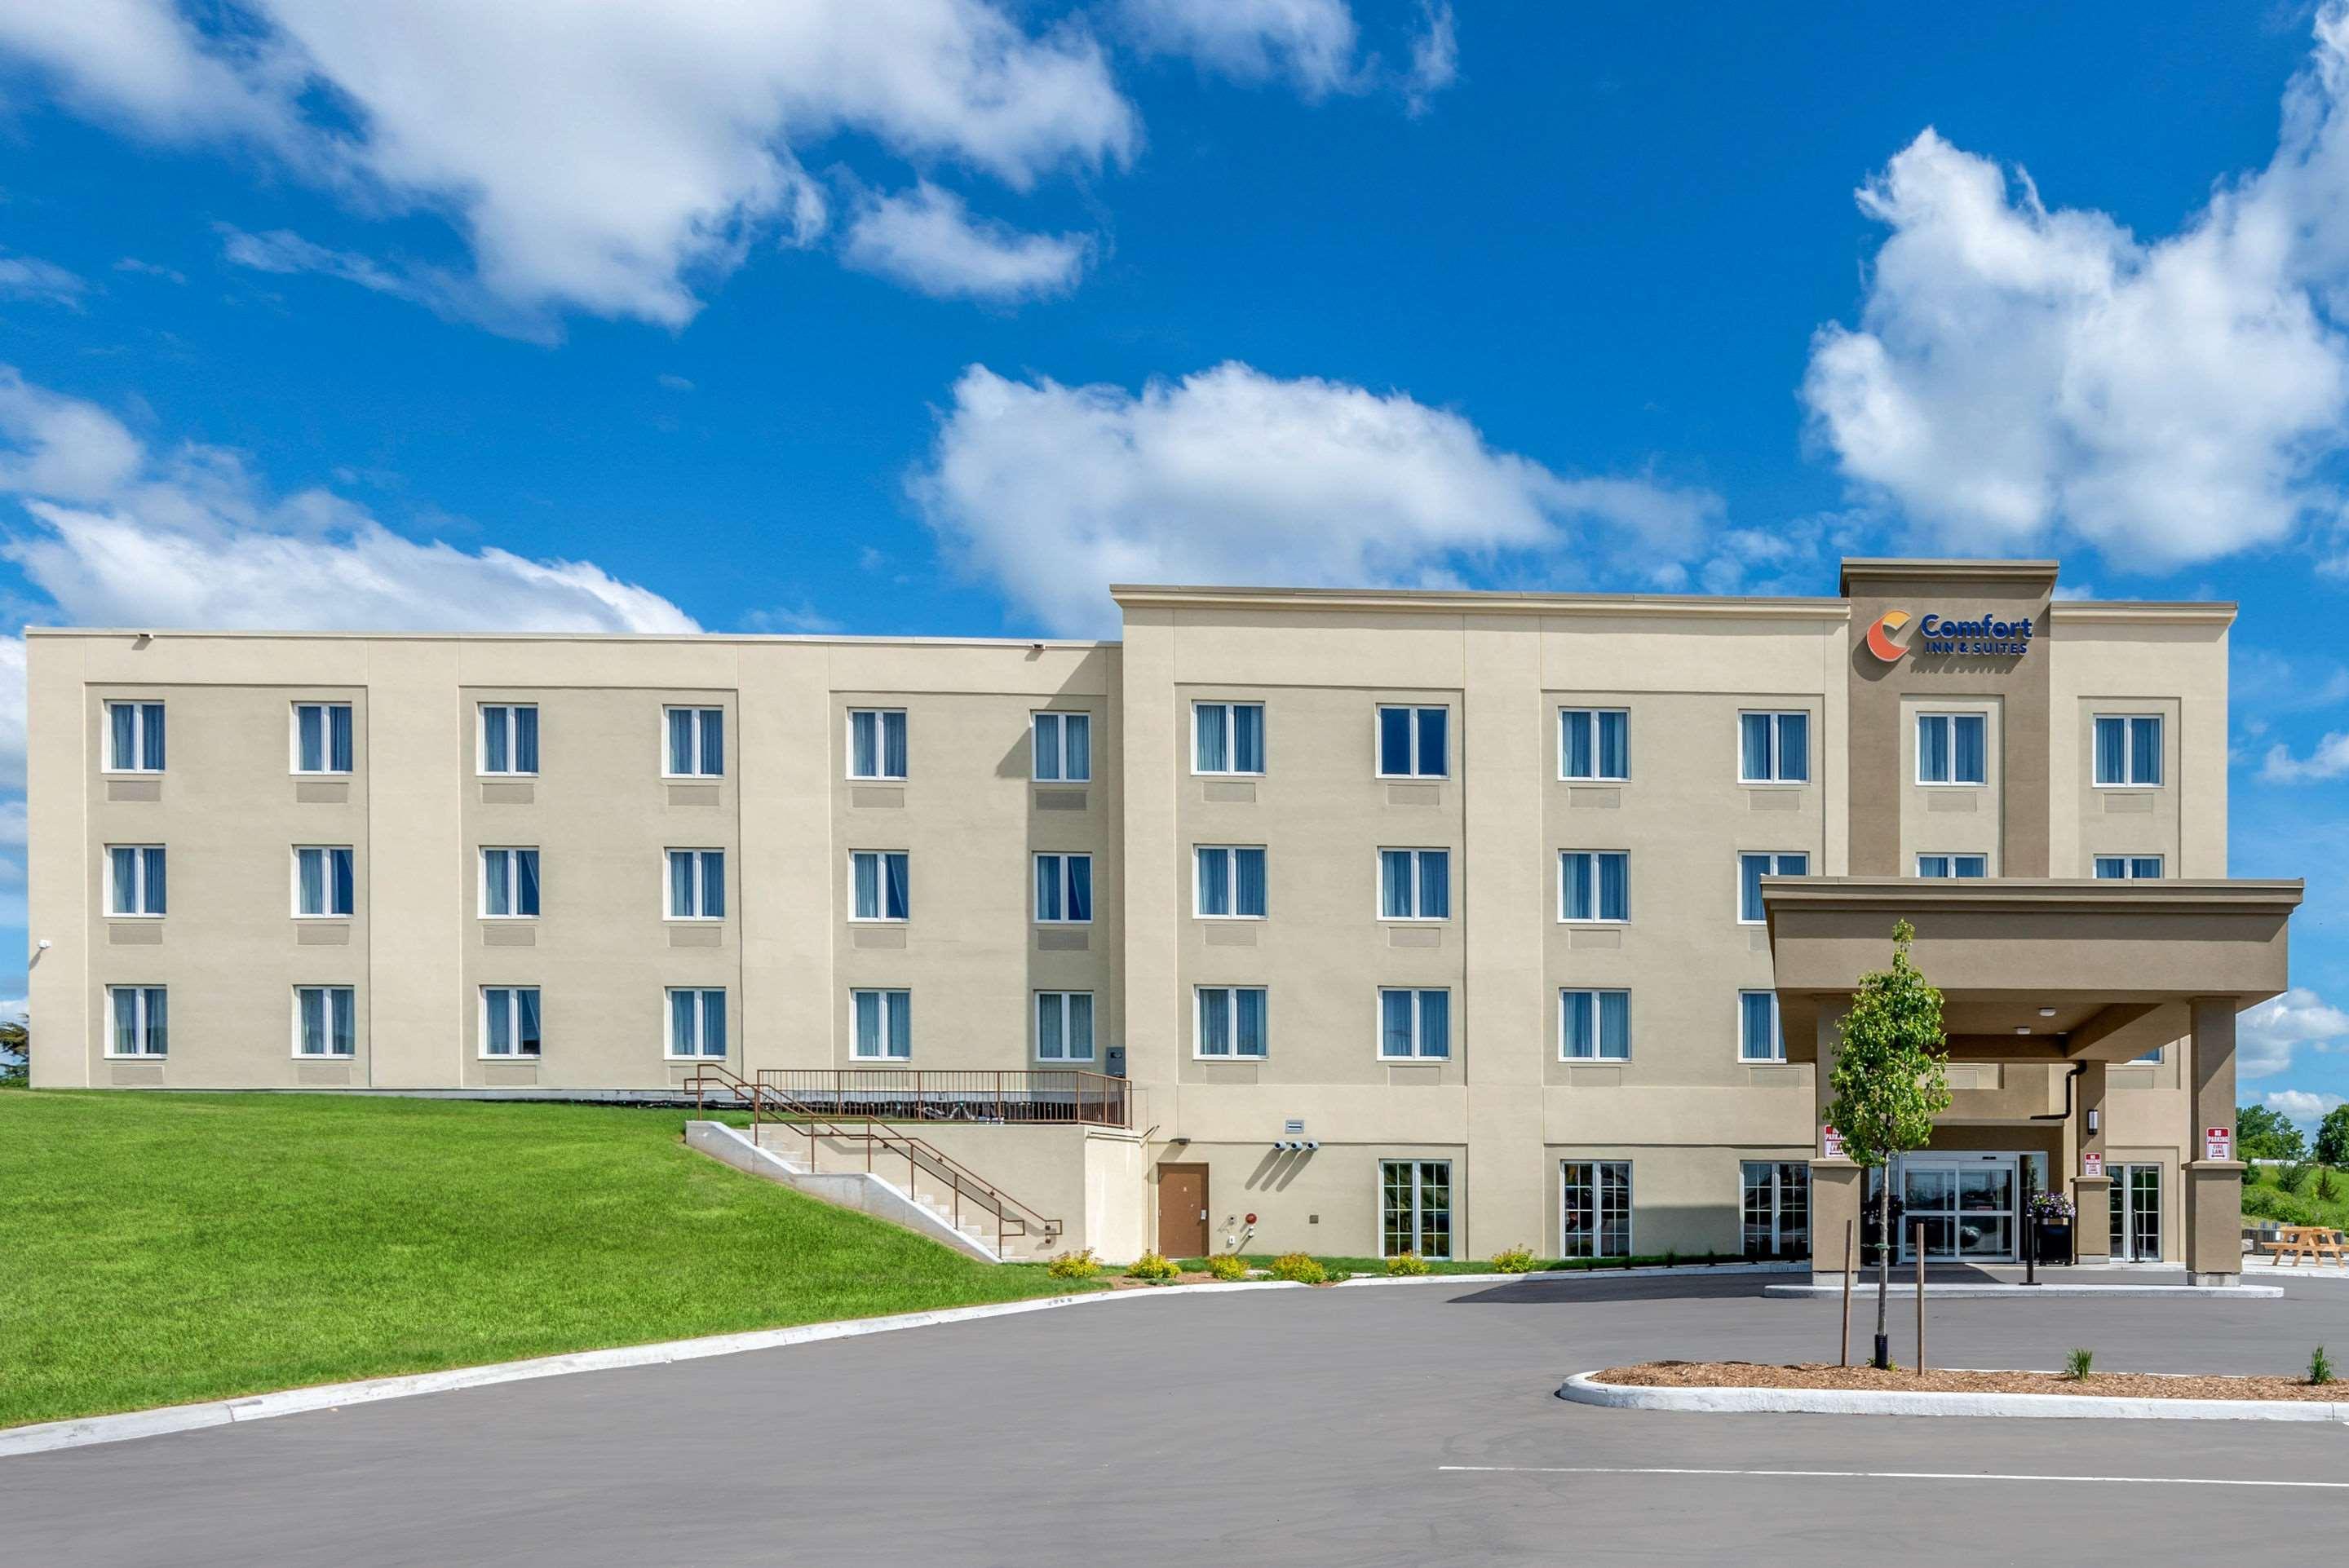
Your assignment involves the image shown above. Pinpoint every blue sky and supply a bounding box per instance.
[0,1,2343,1113]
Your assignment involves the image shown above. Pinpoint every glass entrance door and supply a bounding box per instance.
[1899,1157,2018,1261]
[2106,1164,2161,1261]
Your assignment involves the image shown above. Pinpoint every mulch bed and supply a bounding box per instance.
[1600,1361,2346,1402]
[1107,1272,1227,1289]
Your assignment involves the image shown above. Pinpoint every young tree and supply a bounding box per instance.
[0,1015,23,1084]
[2238,1104,2308,1163]
[1822,919,1951,1371]
[2315,1104,2349,1169]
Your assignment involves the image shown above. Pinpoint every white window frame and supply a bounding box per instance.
[847,708,909,781]
[1374,704,1449,780]
[1379,1159,1454,1261]
[661,705,724,779]
[850,987,913,1060]
[1377,987,1452,1061]
[1558,850,1630,925]
[293,845,356,919]
[476,846,538,921]
[1558,707,1630,782]
[2092,713,2164,788]
[1737,850,1809,925]
[1737,709,1811,785]
[1560,1159,1634,1260]
[2094,855,2165,881]
[106,984,168,1058]
[1191,700,1265,777]
[666,848,725,921]
[480,985,542,1060]
[1915,710,1988,787]
[848,850,910,922]
[476,703,539,778]
[1193,845,1267,921]
[290,701,354,775]
[1377,847,1450,921]
[292,984,357,1058]
[1033,851,1095,925]
[1193,986,1268,1060]
[1740,989,1785,1063]
[665,987,728,1060]
[1917,853,1989,879]
[104,844,166,917]
[104,700,166,773]
[1559,987,1632,1061]
[1033,990,1096,1062]
[1032,711,1093,784]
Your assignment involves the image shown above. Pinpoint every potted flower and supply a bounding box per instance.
[2028,1190,2075,1265]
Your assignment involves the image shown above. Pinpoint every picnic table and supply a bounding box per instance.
[2256,1224,2349,1265]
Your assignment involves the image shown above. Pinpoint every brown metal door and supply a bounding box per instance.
[1158,1164,1209,1257]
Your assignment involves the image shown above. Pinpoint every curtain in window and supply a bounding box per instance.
[111,847,137,914]
[668,852,692,918]
[852,711,878,777]
[515,988,541,1054]
[484,709,510,773]
[2094,857,2124,880]
[853,853,878,918]
[1037,856,1064,921]
[1196,847,1230,916]
[1418,991,1449,1058]
[884,853,909,920]
[1066,992,1093,1058]
[144,987,166,1054]
[299,704,325,771]
[299,989,329,1055]
[1740,713,1771,780]
[701,710,723,774]
[1563,711,1593,777]
[486,990,512,1055]
[303,849,330,915]
[1598,853,1629,921]
[111,704,135,770]
[512,850,535,917]
[2131,857,2162,880]
[1415,709,1447,775]
[1918,716,1949,781]
[1740,854,1769,921]
[670,988,697,1055]
[1233,848,1264,917]
[1232,704,1263,772]
[1957,856,1986,878]
[1742,992,1778,1059]
[144,848,166,913]
[1065,715,1090,780]
[1597,990,1628,1058]
[112,988,136,1055]
[1597,710,1628,779]
[1918,855,1949,878]
[1381,989,1414,1057]
[1037,995,1064,1059]
[699,991,726,1056]
[879,711,907,778]
[509,707,535,773]
[1194,705,1226,772]
[855,989,883,1056]
[1775,713,1807,781]
[699,852,723,918]
[139,704,165,770]
[1067,856,1092,921]
[328,705,352,771]
[1563,853,1593,921]
[1198,990,1229,1054]
[1418,850,1449,920]
[1562,990,1593,1057]
[2129,717,2159,784]
[668,709,695,774]
[1378,707,1413,775]
[2095,717,2124,783]
[885,992,909,1058]
[1033,713,1062,781]
[1954,715,1985,783]
[1234,988,1265,1056]
[1380,850,1411,918]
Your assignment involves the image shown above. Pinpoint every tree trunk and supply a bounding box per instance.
[1873,1170,1892,1369]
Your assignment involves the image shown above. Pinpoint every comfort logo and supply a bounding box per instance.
[1863,610,1913,664]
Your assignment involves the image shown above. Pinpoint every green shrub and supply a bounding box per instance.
[1123,1251,1181,1283]
[1046,1248,1101,1281]
[2244,1186,2317,1225]
[2311,1345,2335,1387]
[2319,1168,2341,1204]
[1266,1252,1327,1284]
[1489,1245,1537,1274]
[1323,1270,1353,1284]
[1385,1252,1431,1276]
[2282,1161,2315,1195]
[1205,1253,1250,1282]
[2064,1348,2095,1380]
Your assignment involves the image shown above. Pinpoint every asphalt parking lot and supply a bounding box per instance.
[15,1270,2349,1567]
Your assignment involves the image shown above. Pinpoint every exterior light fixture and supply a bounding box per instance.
[2015,1027,2031,1035]
[2037,1007,2058,1018]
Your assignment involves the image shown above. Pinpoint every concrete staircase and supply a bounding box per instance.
[684,1120,1007,1263]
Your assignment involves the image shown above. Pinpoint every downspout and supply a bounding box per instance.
[2031,1063,2086,1121]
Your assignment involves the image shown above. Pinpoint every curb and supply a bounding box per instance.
[1761,1283,2284,1300]
[1334,1261,1806,1288]
[1557,1371,2349,1422]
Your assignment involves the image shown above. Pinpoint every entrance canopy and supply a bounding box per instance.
[1762,878,2301,1065]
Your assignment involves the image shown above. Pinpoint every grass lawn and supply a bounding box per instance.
[1175,1252,1753,1276]
[2242,1164,2349,1230]
[0,1089,1086,1429]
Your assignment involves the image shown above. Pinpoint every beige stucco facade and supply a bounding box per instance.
[27,559,2294,1270]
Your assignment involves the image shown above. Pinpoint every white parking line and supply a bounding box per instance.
[1440,1465,2349,1490]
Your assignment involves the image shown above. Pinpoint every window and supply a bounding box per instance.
[1381,1159,1453,1260]
[106,846,166,917]
[1192,701,1264,775]
[108,985,168,1057]
[664,706,723,778]
[1035,852,1094,923]
[1739,710,1810,784]
[2094,855,2165,881]
[479,704,539,775]
[1916,713,1987,785]
[2093,714,2162,786]
[1559,988,1631,1060]
[105,701,166,772]
[292,702,353,774]
[478,847,537,919]
[666,987,727,1058]
[1378,987,1451,1059]
[1195,987,1267,1058]
[1559,708,1630,781]
[295,846,356,917]
[848,709,908,780]
[1378,848,1450,921]
[1741,1161,1811,1261]
[1033,712,1092,783]
[851,850,909,921]
[482,987,542,1058]
[667,850,725,919]
[1917,854,1988,879]
[1738,851,1809,923]
[852,988,911,1059]
[294,986,356,1058]
[1740,990,1784,1062]
[1376,704,1449,779]
[1194,846,1267,919]
[1035,991,1095,1062]
[1559,850,1630,923]
[1561,1160,1632,1258]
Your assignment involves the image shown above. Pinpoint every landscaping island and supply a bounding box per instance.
[1592,1360,2347,1403]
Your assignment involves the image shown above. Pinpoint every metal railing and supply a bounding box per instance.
[753,1067,1132,1129]
[685,1065,1060,1257]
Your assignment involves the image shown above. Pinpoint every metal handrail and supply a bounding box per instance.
[752,1067,1131,1129]
[686,1065,1061,1255]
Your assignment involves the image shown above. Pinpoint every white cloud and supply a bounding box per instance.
[0,254,87,307]
[2267,1088,2347,1124]
[1804,4,2349,570]
[0,0,1139,329]
[909,360,1721,634]
[2241,987,2349,1078]
[1405,3,1458,115]
[2262,732,2349,781]
[1121,0,1360,96]
[842,183,1090,302]
[217,226,516,333]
